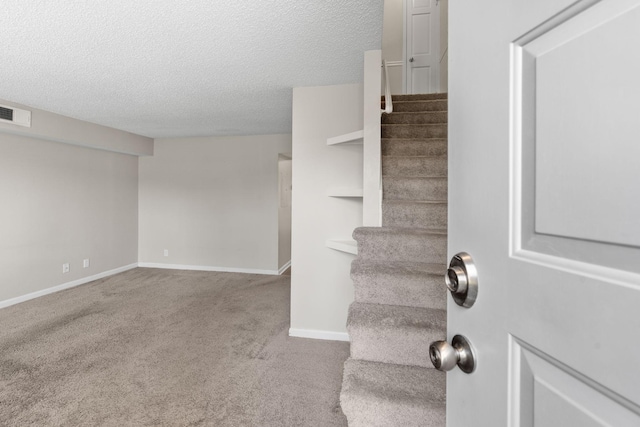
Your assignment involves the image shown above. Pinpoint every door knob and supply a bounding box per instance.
[409,57,414,62]
[445,252,478,308]
[429,335,476,373]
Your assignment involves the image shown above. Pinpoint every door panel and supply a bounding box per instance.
[448,0,640,426]
[511,340,640,426]
[411,67,431,94]
[528,3,640,247]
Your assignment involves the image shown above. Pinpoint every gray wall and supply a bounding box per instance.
[290,83,363,340]
[382,0,405,94]
[440,0,448,92]
[0,133,139,303]
[138,134,292,273]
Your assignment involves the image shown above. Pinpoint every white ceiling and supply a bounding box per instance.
[1,1,383,138]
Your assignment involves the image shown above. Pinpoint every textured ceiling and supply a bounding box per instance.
[0,1,383,138]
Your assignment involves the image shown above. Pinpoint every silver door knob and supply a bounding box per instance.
[429,335,476,373]
[409,57,414,62]
[445,252,478,308]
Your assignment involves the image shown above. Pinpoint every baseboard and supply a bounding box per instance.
[289,328,350,342]
[0,263,138,310]
[278,260,291,275]
[138,262,280,275]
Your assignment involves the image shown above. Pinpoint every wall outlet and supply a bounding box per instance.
[62,263,70,273]
[163,249,169,257]
[83,259,90,268]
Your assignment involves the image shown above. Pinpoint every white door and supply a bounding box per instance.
[405,0,440,93]
[448,0,640,425]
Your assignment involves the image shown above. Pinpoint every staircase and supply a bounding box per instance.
[340,93,448,427]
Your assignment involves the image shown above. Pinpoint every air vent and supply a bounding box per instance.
[0,106,13,121]
[0,104,31,127]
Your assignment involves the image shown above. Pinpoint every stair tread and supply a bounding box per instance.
[382,123,446,127]
[347,302,446,367]
[341,359,445,426]
[342,358,445,407]
[351,260,447,309]
[388,93,448,101]
[382,137,447,141]
[382,154,447,158]
[341,358,446,427]
[383,199,448,205]
[384,175,447,179]
[384,110,447,114]
[383,175,448,179]
[383,156,448,178]
[385,99,447,104]
[348,302,446,332]
[352,259,446,275]
[354,226,447,237]
[383,141,448,157]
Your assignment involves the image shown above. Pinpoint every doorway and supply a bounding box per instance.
[278,154,292,274]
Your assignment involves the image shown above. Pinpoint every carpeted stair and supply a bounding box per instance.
[340,93,448,427]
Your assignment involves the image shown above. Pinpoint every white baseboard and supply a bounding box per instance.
[278,260,291,275]
[0,263,138,310]
[289,328,350,342]
[138,262,280,275]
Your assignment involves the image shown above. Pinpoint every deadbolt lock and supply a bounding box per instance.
[446,252,478,308]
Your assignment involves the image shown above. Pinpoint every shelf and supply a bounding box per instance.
[325,239,358,255]
[327,187,364,198]
[327,129,364,146]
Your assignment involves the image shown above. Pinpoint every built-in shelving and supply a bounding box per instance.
[325,129,364,256]
[327,187,364,198]
[326,129,364,146]
[325,239,358,255]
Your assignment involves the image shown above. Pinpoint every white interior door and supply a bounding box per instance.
[405,0,440,93]
[448,0,640,425]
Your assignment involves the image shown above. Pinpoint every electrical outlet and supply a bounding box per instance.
[62,263,70,273]
[163,249,169,257]
[83,259,90,268]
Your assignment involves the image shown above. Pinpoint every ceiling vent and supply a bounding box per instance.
[0,104,31,127]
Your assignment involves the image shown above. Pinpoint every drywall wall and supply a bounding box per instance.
[382,0,404,94]
[0,133,139,305]
[138,134,292,274]
[290,83,364,340]
[0,98,152,156]
[440,0,449,92]
[278,156,292,271]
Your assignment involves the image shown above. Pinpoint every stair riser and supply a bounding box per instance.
[348,317,446,368]
[383,99,448,112]
[383,177,448,201]
[343,403,446,427]
[349,333,440,368]
[354,231,447,264]
[382,112,447,125]
[382,139,447,157]
[382,124,447,139]
[341,359,446,427]
[383,202,447,229]
[383,157,447,178]
[351,274,447,309]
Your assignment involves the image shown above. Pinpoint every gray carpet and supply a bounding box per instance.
[340,93,448,426]
[0,268,349,426]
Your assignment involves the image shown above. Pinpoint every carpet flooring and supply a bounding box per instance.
[0,268,349,426]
